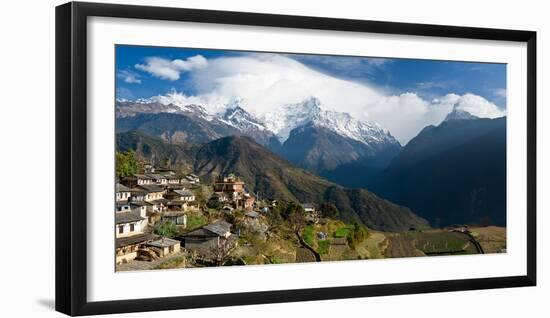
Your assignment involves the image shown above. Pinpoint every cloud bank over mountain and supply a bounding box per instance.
[134,53,505,144]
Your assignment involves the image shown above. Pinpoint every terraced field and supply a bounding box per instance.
[469,226,506,253]
[384,230,480,258]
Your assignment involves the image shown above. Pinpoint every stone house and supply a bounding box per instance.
[115,183,131,202]
[147,174,168,185]
[180,220,235,259]
[139,184,165,201]
[121,174,154,188]
[162,211,187,228]
[115,208,154,264]
[165,189,195,202]
[147,238,181,258]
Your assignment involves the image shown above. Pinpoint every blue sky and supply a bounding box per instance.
[115,45,506,108]
[115,45,506,143]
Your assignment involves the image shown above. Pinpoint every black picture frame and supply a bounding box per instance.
[55,1,537,316]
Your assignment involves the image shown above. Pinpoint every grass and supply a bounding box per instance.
[302,225,315,246]
[317,240,330,255]
[412,231,470,254]
[333,227,351,238]
[154,256,185,270]
[186,214,207,230]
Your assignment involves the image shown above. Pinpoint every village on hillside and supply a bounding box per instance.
[115,158,327,271]
[115,156,506,271]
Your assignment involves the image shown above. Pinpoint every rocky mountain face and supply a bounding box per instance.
[115,97,401,176]
[222,106,281,150]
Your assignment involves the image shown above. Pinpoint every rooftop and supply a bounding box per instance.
[115,183,131,192]
[149,198,169,205]
[116,233,156,248]
[203,220,232,236]
[138,184,164,193]
[129,201,152,207]
[132,174,152,180]
[147,238,180,248]
[173,189,194,196]
[147,174,167,180]
[115,211,145,224]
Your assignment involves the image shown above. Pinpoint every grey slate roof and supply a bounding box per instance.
[133,174,152,179]
[147,238,180,248]
[116,233,156,248]
[138,184,164,193]
[184,228,219,238]
[129,201,152,207]
[115,211,145,224]
[147,174,167,180]
[173,189,194,197]
[115,183,131,192]
[203,220,232,236]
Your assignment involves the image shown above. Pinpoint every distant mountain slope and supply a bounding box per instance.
[222,106,282,150]
[116,131,196,170]
[370,117,506,226]
[116,107,281,148]
[193,136,429,231]
[279,123,400,173]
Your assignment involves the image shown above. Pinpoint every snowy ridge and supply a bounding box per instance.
[444,107,479,122]
[222,106,266,131]
[260,97,399,146]
[117,95,400,147]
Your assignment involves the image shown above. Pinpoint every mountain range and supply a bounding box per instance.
[116,97,401,174]
[115,95,507,227]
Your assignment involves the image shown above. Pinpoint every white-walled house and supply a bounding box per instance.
[115,183,131,202]
[166,189,195,202]
[147,174,168,185]
[121,174,154,188]
[139,184,165,202]
[115,208,154,264]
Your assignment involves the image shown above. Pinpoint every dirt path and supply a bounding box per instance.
[296,231,321,262]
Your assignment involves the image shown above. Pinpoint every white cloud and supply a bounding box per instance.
[494,88,507,98]
[453,93,506,118]
[117,70,141,84]
[135,55,208,81]
[148,54,504,144]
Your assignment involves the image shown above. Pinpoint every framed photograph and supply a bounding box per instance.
[55,1,536,316]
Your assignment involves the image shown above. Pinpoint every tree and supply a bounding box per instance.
[347,220,368,249]
[154,221,178,243]
[319,202,340,218]
[115,150,138,178]
[284,203,306,233]
[206,199,222,210]
[210,237,236,266]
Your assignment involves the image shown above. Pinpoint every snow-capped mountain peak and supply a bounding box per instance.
[444,105,480,122]
[260,97,323,142]
[180,104,214,121]
[222,105,266,131]
[116,95,399,148]
[311,110,398,146]
[260,96,398,146]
